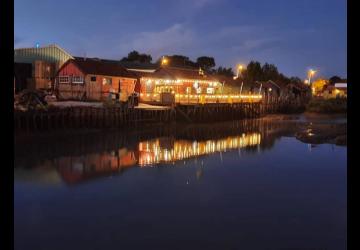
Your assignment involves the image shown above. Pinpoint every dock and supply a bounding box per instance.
[14,95,307,133]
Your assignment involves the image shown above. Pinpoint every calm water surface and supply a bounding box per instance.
[14,119,347,250]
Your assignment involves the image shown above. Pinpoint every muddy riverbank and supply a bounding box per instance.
[260,113,347,146]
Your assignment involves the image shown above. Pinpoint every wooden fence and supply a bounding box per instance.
[14,96,308,132]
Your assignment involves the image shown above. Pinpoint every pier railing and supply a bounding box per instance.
[140,93,262,104]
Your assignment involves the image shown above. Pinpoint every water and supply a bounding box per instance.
[14,119,347,250]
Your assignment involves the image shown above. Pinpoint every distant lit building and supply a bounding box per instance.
[323,83,347,99]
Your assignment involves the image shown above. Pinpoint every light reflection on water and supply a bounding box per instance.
[14,119,345,185]
[14,119,347,250]
[15,119,278,185]
[138,133,261,166]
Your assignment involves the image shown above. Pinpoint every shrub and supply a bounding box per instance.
[306,97,347,113]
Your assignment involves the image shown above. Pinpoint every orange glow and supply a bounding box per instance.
[138,133,261,166]
[161,57,168,65]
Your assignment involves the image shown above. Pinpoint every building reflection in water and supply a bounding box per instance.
[56,149,138,184]
[55,133,261,184]
[15,119,297,185]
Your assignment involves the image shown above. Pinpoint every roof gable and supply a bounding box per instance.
[61,58,138,79]
[255,80,281,89]
[140,66,219,82]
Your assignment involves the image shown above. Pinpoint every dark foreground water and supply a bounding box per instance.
[14,118,347,250]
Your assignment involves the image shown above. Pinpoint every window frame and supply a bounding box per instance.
[58,76,70,84]
[72,76,84,85]
[103,77,112,85]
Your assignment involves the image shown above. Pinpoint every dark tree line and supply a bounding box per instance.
[120,51,306,85]
[237,61,309,86]
[121,51,152,63]
[121,51,217,70]
[328,76,347,85]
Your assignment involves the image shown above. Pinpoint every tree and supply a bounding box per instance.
[196,56,216,71]
[138,54,152,63]
[121,50,152,63]
[243,61,262,83]
[170,55,191,67]
[328,76,342,85]
[262,63,279,81]
[216,67,234,77]
[289,77,303,85]
[155,55,200,68]
[277,73,290,86]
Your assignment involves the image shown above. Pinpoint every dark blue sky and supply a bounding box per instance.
[15,0,347,78]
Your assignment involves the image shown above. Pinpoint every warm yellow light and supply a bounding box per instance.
[308,69,317,77]
[161,57,168,65]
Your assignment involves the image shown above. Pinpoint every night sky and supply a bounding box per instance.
[14,0,347,79]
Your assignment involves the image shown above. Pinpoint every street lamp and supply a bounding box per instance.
[307,69,317,95]
[234,64,244,80]
[237,65,245,96]
[308,69,316,85]
[161,56,168,66]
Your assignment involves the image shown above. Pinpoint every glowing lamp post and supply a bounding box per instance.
[233,64,244,80]
[238,65,244,96]
[161,56,168,66]
[307,69,317,95]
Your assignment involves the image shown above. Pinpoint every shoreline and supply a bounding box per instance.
[14,112,347,147]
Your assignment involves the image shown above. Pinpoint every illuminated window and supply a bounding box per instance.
[103,77,112,85]
[207,87,214,94]
[59,76,69,84]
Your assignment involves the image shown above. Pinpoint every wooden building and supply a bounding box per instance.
[56,58,139,101]
[286,82,310,98]
[137,66,222,104]
[14,44,74,90]
[254,80,283,98]
[14,63,32,93]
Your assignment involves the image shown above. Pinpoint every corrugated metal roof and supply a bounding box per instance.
[14,44,73,66]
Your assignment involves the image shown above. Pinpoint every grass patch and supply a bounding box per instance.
[306,97,347,113]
